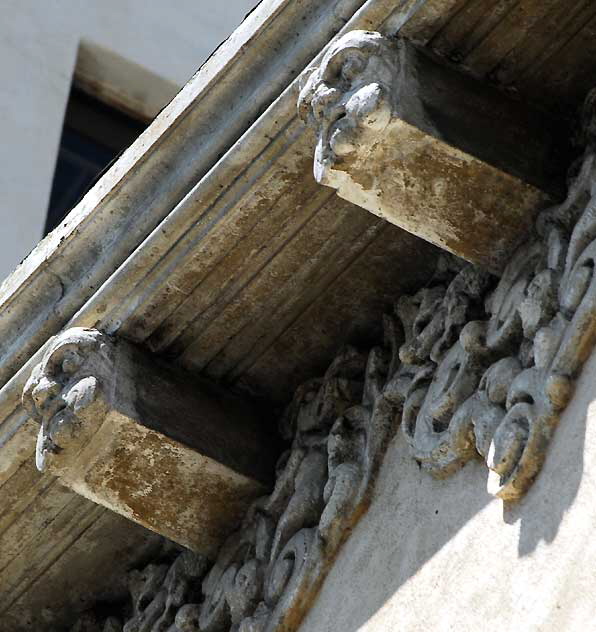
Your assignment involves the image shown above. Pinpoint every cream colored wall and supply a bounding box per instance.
[299,345,596,631]
[0,0,256,280]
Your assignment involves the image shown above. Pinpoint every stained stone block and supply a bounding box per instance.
[299,30,570,272]
[22,327,276,554]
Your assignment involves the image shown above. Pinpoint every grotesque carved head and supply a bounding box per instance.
[22,327,115,472]
[298,30,399,183]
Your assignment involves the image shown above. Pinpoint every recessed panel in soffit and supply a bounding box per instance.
[0,1,591,629]
[110,125,438,404]
[96,0,596,405]
[402,0,596,115]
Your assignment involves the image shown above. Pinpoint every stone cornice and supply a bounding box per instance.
[0,0,435,472]
[1,1,593,628]
[0,0,376,390]
[68,88,596,630]
[0,4,440,627]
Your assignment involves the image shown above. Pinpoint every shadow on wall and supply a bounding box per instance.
[299,346,590,632]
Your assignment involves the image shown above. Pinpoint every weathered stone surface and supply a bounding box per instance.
[61,83,596,624]
[7,4,596,630]
[63,99,596,625]
[69,328,402,632]
[299,30,569,271]
[22,327,276,554]
[307,85,596,503]
[0,499,163,632]
[0,5,443,627]
[400,0,596,115]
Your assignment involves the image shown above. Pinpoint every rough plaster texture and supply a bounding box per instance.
[298,338,596,632]
[0,0,257,279]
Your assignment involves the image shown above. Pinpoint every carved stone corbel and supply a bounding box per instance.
[298,30,569,272]
[68,86,596,631]
[22,327,276,554]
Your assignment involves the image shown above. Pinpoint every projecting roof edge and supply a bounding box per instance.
[0,0,380,391]
[0,0,427,434]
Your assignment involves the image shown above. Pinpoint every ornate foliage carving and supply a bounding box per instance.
[194,342,401,632]
[122,551,209,632]
[69,336,403,632]
[68,550,209,632]
[388,92,596,500]
[59,59,596,632]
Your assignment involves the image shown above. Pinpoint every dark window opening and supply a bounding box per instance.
[44,87,147,236]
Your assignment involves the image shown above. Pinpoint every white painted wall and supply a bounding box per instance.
[299,340,596,632]
[0,0,257,280]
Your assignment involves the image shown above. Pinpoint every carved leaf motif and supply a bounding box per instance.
[67,66,596,632]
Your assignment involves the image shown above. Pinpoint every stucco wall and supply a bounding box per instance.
[0,0,256,280]
[299,343,596,631]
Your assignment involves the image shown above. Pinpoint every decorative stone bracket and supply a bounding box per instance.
[66,106,596,626]
[298,30,570,272]
[301,34,596,501]
[22,327,276,555]
[70,336,402,632]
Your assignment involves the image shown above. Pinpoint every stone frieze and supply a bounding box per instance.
[67,337,402,632]
[47,43,596,632]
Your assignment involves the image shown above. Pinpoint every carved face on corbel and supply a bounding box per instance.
[22,327,115,472]
[298,30,398,184]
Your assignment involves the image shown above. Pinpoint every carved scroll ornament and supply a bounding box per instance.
[68,336,403,632]
[60,62,596,632]
[298,30,398,186]
[22,327,115,474]
[299,29,596,500]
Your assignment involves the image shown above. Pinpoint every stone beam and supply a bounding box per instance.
[21,327,276,555]
[298,30,570,272]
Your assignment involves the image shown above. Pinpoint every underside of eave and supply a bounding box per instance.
[0,1,594,630]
